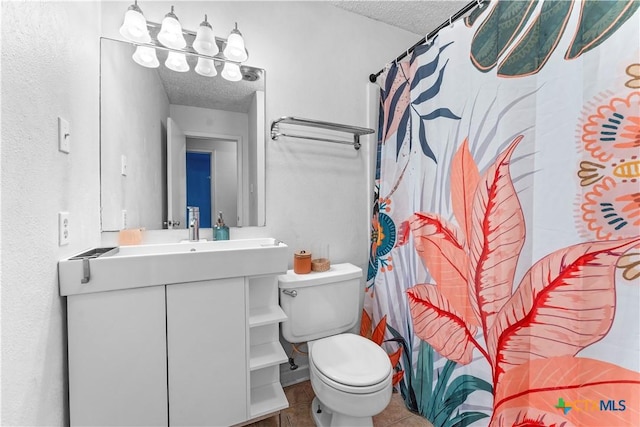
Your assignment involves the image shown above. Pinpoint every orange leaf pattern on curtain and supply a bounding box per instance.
[468,135,526,334]
[407,284,482,365]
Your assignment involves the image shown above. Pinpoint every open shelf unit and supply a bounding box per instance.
[249,305,287,328]
[250,341,288,371]
[247,275,289,420]
[250,382,288,419]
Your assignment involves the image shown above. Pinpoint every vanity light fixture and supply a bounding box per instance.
[132,45,159,68]
[120,2,252,81]
[195,58,218,77]
[119,1,150,43]
[157,5,187,49]
[223,23,248,62]
[221,62,242,82]
[193,15,219,56]
[165,51,189,72]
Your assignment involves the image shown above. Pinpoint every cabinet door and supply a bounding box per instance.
[167,278,247,426]
[67,286,168,426]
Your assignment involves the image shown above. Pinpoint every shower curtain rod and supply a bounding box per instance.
[368,0,482,83]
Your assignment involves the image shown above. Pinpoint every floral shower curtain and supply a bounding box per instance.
[365,1,640,426]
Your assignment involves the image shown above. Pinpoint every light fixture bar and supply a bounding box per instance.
[124,41,239,67]
[139,21,248,64]
[146,21,228,47]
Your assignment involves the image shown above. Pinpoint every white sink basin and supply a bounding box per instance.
[59,238,288,296]
[116,238,283,256]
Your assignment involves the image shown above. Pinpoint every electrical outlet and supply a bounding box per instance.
[121,210,127,229]
[59,212,70,246]
[121,155,127,176]
[58,117,70,153]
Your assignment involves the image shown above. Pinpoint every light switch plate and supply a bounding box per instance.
[59,212,70,246]
[58,117,70,153]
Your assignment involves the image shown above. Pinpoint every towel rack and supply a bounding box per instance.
[270,116,375,150]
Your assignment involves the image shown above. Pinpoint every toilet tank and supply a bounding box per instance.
[279,263,362,343]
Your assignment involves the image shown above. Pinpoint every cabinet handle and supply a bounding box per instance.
[282,289,297,297]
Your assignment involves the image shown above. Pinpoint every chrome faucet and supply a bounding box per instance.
[187,206,200,241]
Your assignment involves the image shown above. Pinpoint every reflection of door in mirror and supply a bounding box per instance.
[166,120,240,230]
[186,152,212,228]
[185,137,238,228]
[167,118,187,229]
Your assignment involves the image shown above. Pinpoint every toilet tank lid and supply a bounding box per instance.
[278,263,362,289]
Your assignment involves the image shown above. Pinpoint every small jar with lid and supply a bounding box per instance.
[293,250,312,274]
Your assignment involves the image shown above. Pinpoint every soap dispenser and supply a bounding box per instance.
[214,211,229,241]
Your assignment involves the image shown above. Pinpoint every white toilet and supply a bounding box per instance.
[279,263,392,427]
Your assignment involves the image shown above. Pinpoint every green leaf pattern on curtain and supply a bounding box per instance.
[470,0,539,72]
[470,0,640,77]
[566,0,640,59]
[497,0,573,77]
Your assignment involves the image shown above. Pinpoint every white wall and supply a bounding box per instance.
[212,141,239,227]
[1,1,417,424]
[1,2,102,425]
[101,38,169,231]
[248,91,265,226]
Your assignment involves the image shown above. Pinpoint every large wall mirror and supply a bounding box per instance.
[100,37,266,232]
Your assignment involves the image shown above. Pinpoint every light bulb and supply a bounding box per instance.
[195,58,217,77]
[132,45,159,68]
[193,15,219,56]
[165,51,189,72]
[157,6,186,49]
[119,2,150,43]
[221,62,242,82]
[223,23,248,62]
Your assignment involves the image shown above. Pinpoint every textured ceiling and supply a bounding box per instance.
[329,1,470,36]
[155,49,264,113]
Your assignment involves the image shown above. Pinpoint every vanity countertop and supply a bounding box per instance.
[58,238,288,296]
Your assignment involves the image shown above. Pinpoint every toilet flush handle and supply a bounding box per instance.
[282,289,297,297]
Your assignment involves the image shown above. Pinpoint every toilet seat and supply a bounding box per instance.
[310,333,392,394]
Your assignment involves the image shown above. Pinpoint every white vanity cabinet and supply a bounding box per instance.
[58,242,289,426]
[66,277,288,426]
[58,238,289,426]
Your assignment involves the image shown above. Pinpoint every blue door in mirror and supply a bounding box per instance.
[186,152,212,228]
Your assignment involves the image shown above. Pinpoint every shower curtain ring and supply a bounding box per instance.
[449,16,454,27]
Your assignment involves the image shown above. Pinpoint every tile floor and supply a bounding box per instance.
[247,381,433,427]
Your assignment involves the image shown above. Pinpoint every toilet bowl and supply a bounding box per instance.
[278,264,393,426]
[308,333,392,427]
